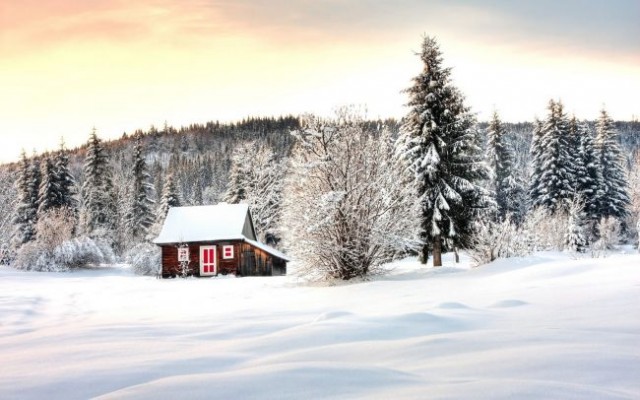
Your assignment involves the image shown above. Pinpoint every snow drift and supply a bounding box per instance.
[1,251,639,399]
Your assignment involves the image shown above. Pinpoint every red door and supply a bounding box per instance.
[199,246,217,276]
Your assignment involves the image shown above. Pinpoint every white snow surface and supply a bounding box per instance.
[153,203,250,244]
[1,251,639,399]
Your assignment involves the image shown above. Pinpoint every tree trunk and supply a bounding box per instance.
[419,243,429,264]
[454,246,460,263]
[433,236,442,267]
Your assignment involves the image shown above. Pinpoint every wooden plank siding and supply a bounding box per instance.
[161,240,286,278]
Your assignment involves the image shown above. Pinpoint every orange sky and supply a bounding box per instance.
[1,0,639,163]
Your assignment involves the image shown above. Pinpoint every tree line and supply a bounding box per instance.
[0,36,638,277]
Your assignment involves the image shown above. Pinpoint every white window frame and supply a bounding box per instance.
[178,247,189,262]
[222,245,234,260]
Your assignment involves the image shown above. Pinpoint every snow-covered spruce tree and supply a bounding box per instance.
[565,195,587,253]
[125,135,155,241]
[528,118,545,208]
[396,36,491,266]
[531,100,574,213]
[596,109,630,222]
[12,151,39,248]
[37,157,59,217]
[223,143,253,203]
[157,173,181,223]
[486,111,526,223]
[570,117,604,223]
[29,155,42,208]
[54,140,78,214]
[283,111,420,280]
[223,141,285,245]
[191,180,203,206]
[80,129,117,237]
[149,173,181,239]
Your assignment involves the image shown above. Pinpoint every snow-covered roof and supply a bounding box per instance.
[154,203,251,245]
[244,238,291,262]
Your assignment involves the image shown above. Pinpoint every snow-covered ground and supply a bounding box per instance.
[1,251,639,399]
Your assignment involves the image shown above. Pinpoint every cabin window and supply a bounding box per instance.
[222,245,234,259]
[177,247,189,262]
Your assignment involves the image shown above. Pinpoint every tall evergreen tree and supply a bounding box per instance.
[596,109,630,221]
[528,118,545,207]
[532,100,574,213]
[396,36,491,266]
[12,151,38,247]
[223,142,252,203]
[157,173,180,223]
[126,135,155,240]
[570,117,603,221]
[28,155,41,218]
[486,111,525,222]
[55,139,78,213]
[81,129,116,235]
[191,180,203,206]
[37,157,59,217]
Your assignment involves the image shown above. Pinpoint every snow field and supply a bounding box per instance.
[1,251,639,399]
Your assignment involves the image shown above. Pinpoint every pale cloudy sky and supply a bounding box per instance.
[1,0,638,162]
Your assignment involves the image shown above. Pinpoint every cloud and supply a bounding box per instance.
[1,0,240,57]
[3,0,638,61]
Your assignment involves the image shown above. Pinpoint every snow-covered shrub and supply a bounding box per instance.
[127,243,161,276]
[472,200,593,266]
[283,111,420,281]
[0,169,16,260]
[36,208,75,252]
[470,216,531,267]
[524,207,568,251]
[53,236,113,268]
[13,236,113,271]
[0,242,13,265]
[13,241,51,271]
[591,217,621,257]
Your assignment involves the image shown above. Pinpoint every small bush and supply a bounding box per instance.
[0,242,13,265]
[470,217,531,267]
[13,236,114,272]
[591,217,621,257]
[128,243,161,276]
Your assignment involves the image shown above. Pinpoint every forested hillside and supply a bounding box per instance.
[1,115,638,262]
[1,38,639,276]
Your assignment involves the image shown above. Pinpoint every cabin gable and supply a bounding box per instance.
[242,210,257,241]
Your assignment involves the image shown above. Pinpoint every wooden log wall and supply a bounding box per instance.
[160,241,286,278]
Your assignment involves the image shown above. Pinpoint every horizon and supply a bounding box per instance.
[1,0,639,163]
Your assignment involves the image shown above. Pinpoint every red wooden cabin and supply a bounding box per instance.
[153,203,289,278]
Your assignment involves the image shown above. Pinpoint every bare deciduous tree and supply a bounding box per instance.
[283,110,420,281]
